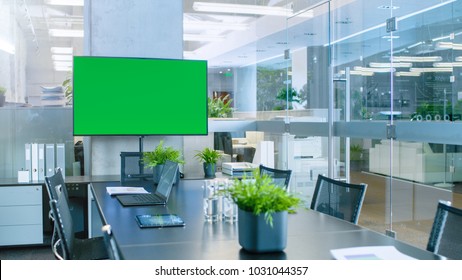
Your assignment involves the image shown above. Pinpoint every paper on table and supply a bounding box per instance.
[330,246,416,260]
[106,186,149,196]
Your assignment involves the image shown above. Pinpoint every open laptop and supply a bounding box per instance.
[116,160,179,206]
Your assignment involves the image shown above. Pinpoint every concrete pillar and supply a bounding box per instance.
[82,0,183,175]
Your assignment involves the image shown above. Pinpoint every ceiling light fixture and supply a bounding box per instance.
[0,39,15,54]
[45,0,84,6]
[51,47,73,54]
[369,62,412,68]
[339,70,374,76]
[410,67,453,73]
[436,42,462,50]
[49,29,84,37]
[52,54,73,61]
[327,0,456,47]
[193,2,293,16]
[395,71,421,77]
[183,34,225,42]
[53,61,73,67]
[433,62,462,67]
[392,56,442,62]
[184,20,249,31]
[354,66,396,73]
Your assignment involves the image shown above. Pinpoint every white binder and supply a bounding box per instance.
[38,144,45,181]
[31,143,39,181]
[56,143,65,176]
[45,144,55,177]
[25,143,32,181]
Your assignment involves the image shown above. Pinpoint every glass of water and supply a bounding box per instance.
[203,180,221,222]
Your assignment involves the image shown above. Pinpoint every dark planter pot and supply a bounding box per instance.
[0,95,5,107]
[238,208,287,253]
[203,163,216,178]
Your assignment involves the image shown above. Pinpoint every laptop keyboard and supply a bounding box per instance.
[134,194,163,203]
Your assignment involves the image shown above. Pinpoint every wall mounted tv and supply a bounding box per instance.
[73,56,208,136]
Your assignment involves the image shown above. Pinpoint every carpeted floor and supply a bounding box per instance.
[0,245,55,260]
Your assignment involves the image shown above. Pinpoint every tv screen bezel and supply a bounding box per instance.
[72,56,208,136]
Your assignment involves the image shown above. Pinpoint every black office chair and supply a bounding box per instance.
[102,224,124,260]
[120,152,153,185]
[44,168,69,259]
[310,174,367,224]
[44,167,68,201]
[259,164,292,190]
[426,200,462,259]
[49,194,108,260]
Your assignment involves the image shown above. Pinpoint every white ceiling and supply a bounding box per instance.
[9,0,462,73]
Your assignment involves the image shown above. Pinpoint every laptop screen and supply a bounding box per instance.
[155,160,179,200]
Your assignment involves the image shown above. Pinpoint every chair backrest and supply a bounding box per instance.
[259,164,292,190]
[310,174,367,224]
[120,152,153,185]
[427,200,462,259]
[49,193,75,259]
[102,224,124,260]
[44,167,68,201]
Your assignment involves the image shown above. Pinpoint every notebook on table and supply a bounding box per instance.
[116,160,179,206]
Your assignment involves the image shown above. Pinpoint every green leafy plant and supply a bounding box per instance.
[274,87,300,110]
[208,95,233,118]
[143,140,185,168]
[350,144,363,161]
[0,86,6,95]
[221,170,301,227]
[194,147,222,164]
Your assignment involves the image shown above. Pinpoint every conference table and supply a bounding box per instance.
[90,179,441,260]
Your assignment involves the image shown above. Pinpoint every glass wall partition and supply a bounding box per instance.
[331,0,462,249]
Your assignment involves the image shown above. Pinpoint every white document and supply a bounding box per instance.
[106,186,149,196]
[330,246,416,260]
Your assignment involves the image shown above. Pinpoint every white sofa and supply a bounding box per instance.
[369,140,462,184]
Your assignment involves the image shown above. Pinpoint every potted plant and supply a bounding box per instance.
[208,95,233,118]
[221,171,301,253]
[143,140,185,183]
[194,147,222,178]
[0,86,6,107]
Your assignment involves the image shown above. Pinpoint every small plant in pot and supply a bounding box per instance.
[143,140,184,183]
[221,170,301,253]
[194,147,222,178]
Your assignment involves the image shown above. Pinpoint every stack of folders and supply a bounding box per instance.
[40,86,65,106]
[24,143,65,181]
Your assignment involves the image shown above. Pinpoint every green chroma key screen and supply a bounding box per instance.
[73,56,208,135]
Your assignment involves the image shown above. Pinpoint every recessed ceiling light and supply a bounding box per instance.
[193,2,293,17]
[382,35,400,39]
[50,47,73,54]
[45,0,84,6]
[49,29,84,37]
